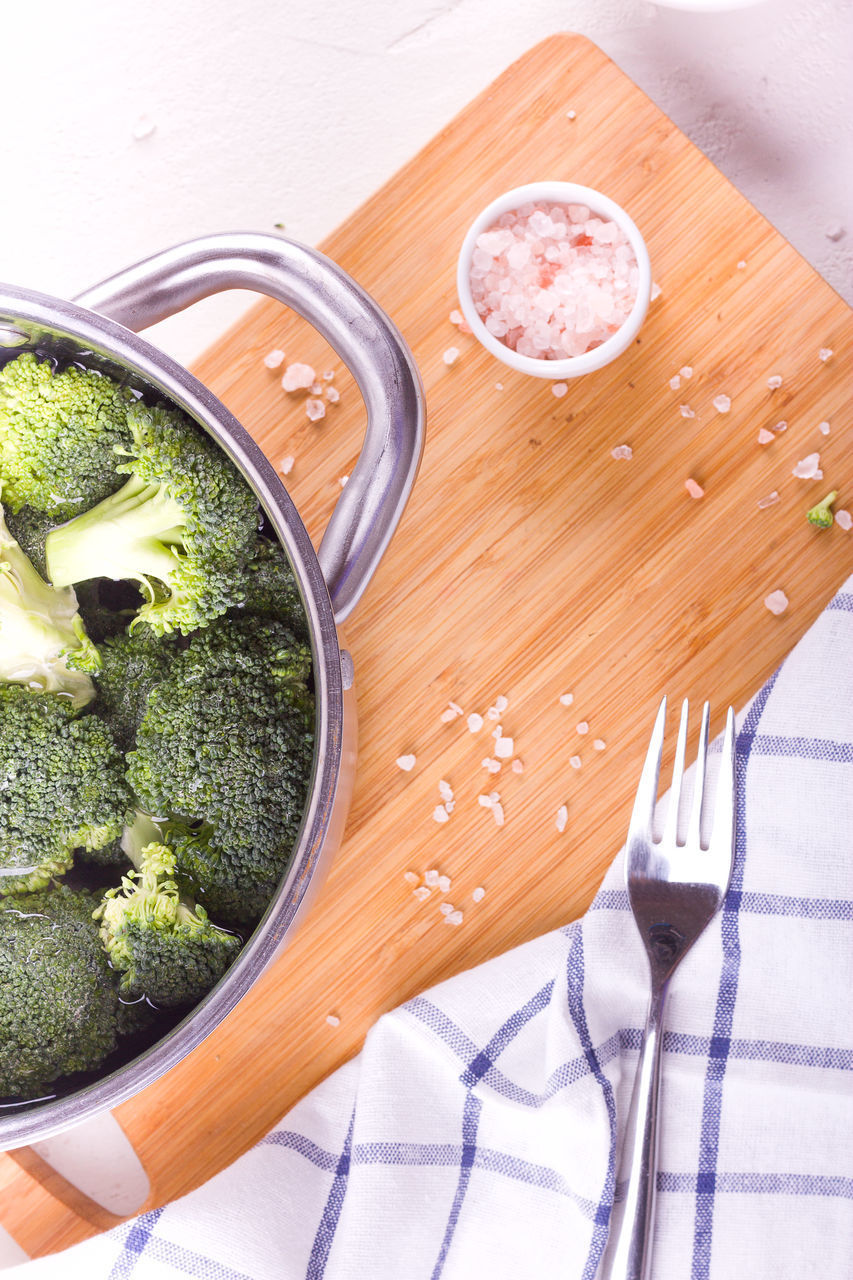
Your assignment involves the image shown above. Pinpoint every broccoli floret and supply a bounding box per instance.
[93,627,180,752]
[4,503,55,578]
[93,842,241,1009]
[807,490,838,529]
[127,617,314,923]
[45,400,259,636]
[0,353,134,519]
[0,498,100,709]
[230,536,308,639]
[0,685,134,893]
[0,886,120,1098]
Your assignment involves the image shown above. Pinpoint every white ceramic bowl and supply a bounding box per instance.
[456,181,652,380]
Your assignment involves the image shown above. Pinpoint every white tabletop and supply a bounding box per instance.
[0,0,849,367]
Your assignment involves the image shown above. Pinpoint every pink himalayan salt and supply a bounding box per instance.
[757,428,774,445]
[836,510,852,532]
[792,453,822,480]
[611,444,633,460]
[764,590,789,616]
[685,478,705,499]
[757,491,780,510]
[712,394,731,413]
[306,399,326,422]
[282,362,315,392]
[469,201,639,361]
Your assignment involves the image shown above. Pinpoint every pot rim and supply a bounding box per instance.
[0,283,344,1148]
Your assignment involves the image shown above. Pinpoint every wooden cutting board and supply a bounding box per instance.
[3,31,851,1258]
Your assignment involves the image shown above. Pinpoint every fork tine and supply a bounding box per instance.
[661,698,690,848]
[709,706,737,874]
[686,701,711,848]
[628,695,667,842]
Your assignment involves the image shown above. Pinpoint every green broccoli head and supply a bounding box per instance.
[0,886,120,1098]
[93,842,241,1009]
[93,627,180,753]
[807,491,838,529]
[0,685,134,894]
[230,535,309,640]
[0,353,134,519]
[0,499,100,709]
[45,401,260,636]
[127,617,315,923]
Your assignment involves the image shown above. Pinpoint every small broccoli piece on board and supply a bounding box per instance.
[0,685,134,894]
[45,400,260,636]
[94,842,241,1009]
[0,499,100,709]
[0,886,120,1099]
[807,491,838,529]
[127,617,315,924]
[0,353,135,519]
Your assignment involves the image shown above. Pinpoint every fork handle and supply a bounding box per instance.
[600,977,669,1280]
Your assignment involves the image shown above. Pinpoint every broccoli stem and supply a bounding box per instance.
[46,475,187,592]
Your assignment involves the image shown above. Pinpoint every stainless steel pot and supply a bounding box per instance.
[0,231,424,1151]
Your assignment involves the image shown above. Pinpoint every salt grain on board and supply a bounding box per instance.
[424,870,440,887]
[593,739,606,751]
[438,875,451,893]
[494,736,514,759]
[611,445,633,460]
[757,429,774,445]
[576,721,589,735]
[396,754,416,772]
[767,375,783,390]
[306,399,326,422]
[556,804,568,833]
[685,479,705,499]
[472,886,486,903]
[757,491,780,510]
[443,348,460,366]
[511,758,524,774]
[559,693,574,706]
[403,871,420,885]
[281,362,315,392]
[264,349,286,369]
[836,510,852,531]
[819,348,833,362]
[569,756,582,770]
[438,780,454,803]
[432,806,450,824]
[481,758,501,774]
[552,383,568,398]
[467,713,484,733]
[339,475,349,488]
[792,454,823,480]
[279,455,294,476]
[325,1014,341,1028]
[650,282,662,300]
[326,386,341,404]
[818,421,831,436]
[439,902,454,916]
[765,590,789,616]
[669,375,681,391]
[444,911,464,926]
[679,405,696,420]
[679,366,693,379]
[712,395,731,413]
[413,886,431,901]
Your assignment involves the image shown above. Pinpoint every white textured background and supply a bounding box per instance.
[0,0,850,365]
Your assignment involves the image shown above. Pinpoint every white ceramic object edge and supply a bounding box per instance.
[456,181,652,380]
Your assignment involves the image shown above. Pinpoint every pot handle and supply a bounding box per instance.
[73,232,424,624]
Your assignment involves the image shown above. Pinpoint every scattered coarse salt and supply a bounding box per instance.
[437,874,451,893]
[325,386,341,404]
[771,420,788,434]
[650,282,662,301]
[325,1014,341,1028]
[439,902,455,916]
[310,381,323,395]
[737,260,747,270]
[264,349,286,369]
[467,713,484,733]
[569,755,582,770]
[438,780,454,803]
[757,491,780,510]
[472,886,486,903]
[449,309,465,325]
[679,405,696,420]
[767,375,783,390]
[511,758,524,774]
[279,455,295,476]
[413,886,431,901]
[611,444,633,461]
[712,394,731,413]
[576,721,589,735]
[669,375,681,391]
[494,736,514,759]
[764,590,789,616]
[679,366,693,379]
[132,114,156,140]
[493,695,509,715]
[322,369,335,382]
[403,870,420,885]
[445,799,456,814]
[819,348,833,362]
[396,754,416,772]
[433,805,449,824]
[552,382,568,398]
[481,758,501,774]
[478,793,495,809]
[306,399,326,422]
[757,428,775,445]
[818,421,831,436]
[559,692,574,706]
[424,870,440,887]
[792,453,823,480]
[339,475,349,488]
[685,478,705,500]
[556,804,568,833]
[593,739,606,751]
[836,510,852,531]
[491,802,505,827]
[468,201,640,361]
[440,701,464,723]
[444,910,464,926]
[281,362,316,392]
[443,347,460,366]
[566,109,577,120]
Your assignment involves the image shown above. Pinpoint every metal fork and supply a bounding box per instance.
[600,696,737,1280]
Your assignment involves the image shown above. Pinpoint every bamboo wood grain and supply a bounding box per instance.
[3,32,850,1258]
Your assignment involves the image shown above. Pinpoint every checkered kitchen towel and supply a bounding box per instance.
[10,576,853,1279]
